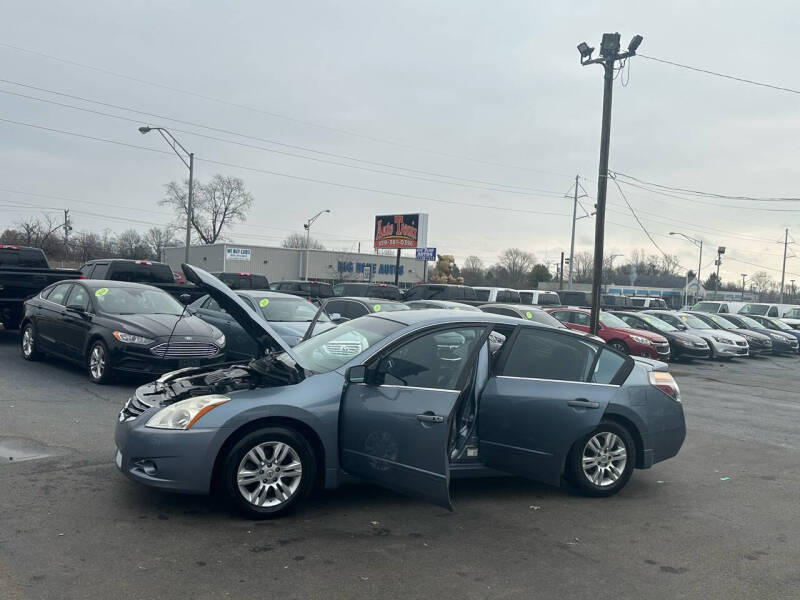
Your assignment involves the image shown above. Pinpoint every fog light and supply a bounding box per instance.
[134,459,157,475]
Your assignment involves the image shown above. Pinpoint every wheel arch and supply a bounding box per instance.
[600,413,645,469]
[608,338,629,352]
[211,416,327,493]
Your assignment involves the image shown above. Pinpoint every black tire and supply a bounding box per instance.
[20,322,43,361]
[220,427,317,519]
[567,420,636,497]
[608,340,628,354]
[87,339,114,384]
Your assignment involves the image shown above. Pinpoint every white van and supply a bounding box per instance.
[630,297,668,310]
[473,287,521,303]
[517,290,561,306]
[691,301,746,314]
[739,303,785,318]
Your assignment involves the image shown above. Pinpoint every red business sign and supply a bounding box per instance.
[373,214,428,249]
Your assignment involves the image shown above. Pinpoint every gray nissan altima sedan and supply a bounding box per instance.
[115,265,686,519]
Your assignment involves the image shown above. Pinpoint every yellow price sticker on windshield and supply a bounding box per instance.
[95,287,108,298]
[373,304,381,312]
[525,311,533,319]
[259,298,270,307]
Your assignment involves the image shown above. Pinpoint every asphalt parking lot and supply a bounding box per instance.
[0,329,798,600]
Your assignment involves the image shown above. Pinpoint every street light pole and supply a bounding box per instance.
[741,274,747,300]
[578,33,643,335]
[568,175,578,288]
[303,209,331,281]
[139,126,193,264]
[714,246,725,300]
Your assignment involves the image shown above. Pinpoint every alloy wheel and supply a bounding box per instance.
[236,441,303,507]
[89,345,106,380]
[581,432,627,487]
[22,326,34,357]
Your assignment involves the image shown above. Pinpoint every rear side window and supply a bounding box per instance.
[549,310,571,323]
[65,285,91,311]
[631,298,645,307]
[91,263,109,278]
[47,283,73,305]
[475,289,490,302]
[107,262,173,283]
[768,307,779,317]
[501,328,598,382]
[81,264,96,278]
[519,292,533,304]
[0,249,19,267]
[19,248,48,268]
[591,349,628,384]
[463,287,477,301]
[573,312,590,326]
[250,275,269,289]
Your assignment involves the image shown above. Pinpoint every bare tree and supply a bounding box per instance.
[116,229,150,259]
[497,248,534,286]
[72,232,103,263]
[161,174,254,244]
[460,255,485,285]
[282,232,326,250]
[145,227,178,261]
[572,251,594,283]
[750,271,772,300]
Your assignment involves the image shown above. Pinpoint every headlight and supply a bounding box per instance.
[769,333,784,341]
[113,331,154,345]
[711,335,729,343]
[630,335,652,345]
[146,395,230,430]
[215,333,226,348]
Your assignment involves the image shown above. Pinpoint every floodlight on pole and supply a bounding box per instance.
[303,209,331,280]
[578,31,643,334]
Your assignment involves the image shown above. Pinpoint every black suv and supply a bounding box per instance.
[332,282,402,300]
[211,272,270,290]
[272,280,335,302]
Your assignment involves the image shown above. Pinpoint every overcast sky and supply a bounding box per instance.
[2,0,799,284]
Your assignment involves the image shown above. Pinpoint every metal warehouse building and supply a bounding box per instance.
[163,243,428,287]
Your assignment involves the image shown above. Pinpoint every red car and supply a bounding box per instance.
[546,307,671,361]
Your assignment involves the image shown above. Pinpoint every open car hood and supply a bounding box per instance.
[182,263,297,360]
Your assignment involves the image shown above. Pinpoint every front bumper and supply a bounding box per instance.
[114,410,231,494]
[709,340,748,357]
[672,342,709,358]
[771,339,799,354]
[108,341,225,376]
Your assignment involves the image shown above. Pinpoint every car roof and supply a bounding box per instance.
[236,290,306,299]
[332,296,405,303]
[369,308,524,327]
[482,303,545,311]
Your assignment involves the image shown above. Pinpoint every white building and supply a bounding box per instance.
[162,243,428,287]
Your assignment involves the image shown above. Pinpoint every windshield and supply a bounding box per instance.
[93,286,183,315]
[640,314,677,332]
[527,310,565,328]
[373,302,409,312]
[678,314,711,329]
[692,302,721,312]
[736,314,764,328]
[291,316,404,372]
[251,295,328,322]
[766,317,791,330]
[598,312,630,328]
[708,314,736,329]
[739,304,769,315]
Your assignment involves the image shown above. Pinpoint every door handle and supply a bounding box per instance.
[416,412,444,423]
[567,398,600,409]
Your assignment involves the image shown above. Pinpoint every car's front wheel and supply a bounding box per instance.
[608,340,628,354]
[567,421,635,497]
[221,427,316,519]
[20,322,42,361]
[87,340,114,384]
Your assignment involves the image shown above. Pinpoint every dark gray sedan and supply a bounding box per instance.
[115,265,686,519]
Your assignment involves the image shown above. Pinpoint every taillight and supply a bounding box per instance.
[649,371,681,402]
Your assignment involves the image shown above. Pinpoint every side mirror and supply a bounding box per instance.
[179,293,193,305]
[345,365,367,384]
[329,312,343,322]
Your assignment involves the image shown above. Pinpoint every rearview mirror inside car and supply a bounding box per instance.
[346,365,367,384]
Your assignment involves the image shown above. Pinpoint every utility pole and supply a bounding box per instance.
[741,274,747,300]
[791,279,796,302]
[394,249,401,286]
[780,228,789,303]
[63,209,72,262]
[568,174,578,288]
[578,32,643,334]
[559,251,564,290]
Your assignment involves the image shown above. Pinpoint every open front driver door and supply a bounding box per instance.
[339,325,488,508]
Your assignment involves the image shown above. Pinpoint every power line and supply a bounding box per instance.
[613,171,800,203]
[0,80,567,197]
[638,54,800,96]
[0,42,573,178]
[0,116,573,219]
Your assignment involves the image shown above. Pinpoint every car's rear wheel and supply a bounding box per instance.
[609,340,628,354]
[20,322,42,361]
[221,427,316,519]
[87,340,114,384]
[567,421,635,497]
